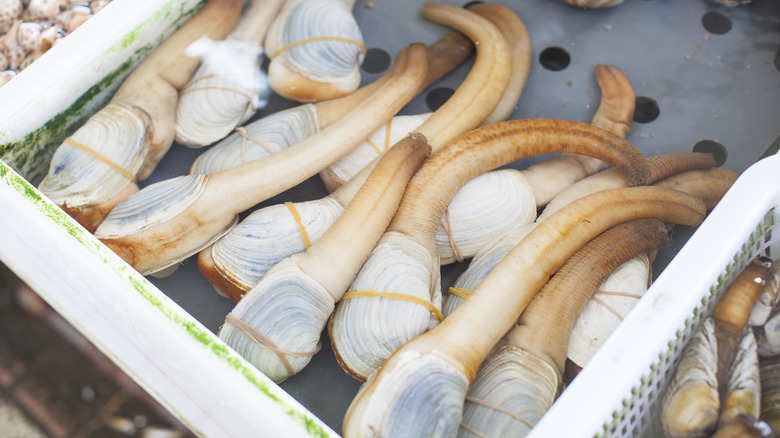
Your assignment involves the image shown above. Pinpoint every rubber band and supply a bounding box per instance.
[235,127,276,165]
[364,119,394,155]
[275,36,367,57]
[458,423,491,438]
[64,138,136,182]
[441,208,464,263]
[382,117,392,151]
[594,290,643,300]
[447,287,472,300]
[181,74,258,128]
[592,290,643,321]
[591,296,624,321]
[284,202,312,248]
[366,138,383,155]
[185,85,256,113]
[464,395,535,428]
[341,291,443,321]
[224,313,321,377]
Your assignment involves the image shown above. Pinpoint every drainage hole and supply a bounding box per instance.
[361,48,391,74]
[701,11,732,34]
[693,140,728,166]
[539,47,570,71]
[633,96,660,123]
[426,86,455,111]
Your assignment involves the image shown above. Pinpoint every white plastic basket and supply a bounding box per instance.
[531,153,780,437]
[1,0,779,436]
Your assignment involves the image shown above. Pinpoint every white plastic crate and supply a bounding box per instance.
[531,152,780,437]
[1,0,779,436]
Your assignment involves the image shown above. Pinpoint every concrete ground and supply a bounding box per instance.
[0,262,193,438]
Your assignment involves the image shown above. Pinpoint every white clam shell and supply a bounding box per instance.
[356,349,469,438]
[209,197,344,294]
[219,260,335,383]
[95,174,206,238]
[442,223,536,318]
[566,253,651,369]
[758,310,780,357]
[321,113,430,189]
[95,174,239,274]
[174,37,271,148]
[720,329,761,426]
[330,231,441,379]
[188,103,320,174]
[436,169,536,264]
[459,346,559,438]
[661,317,720,437]
[266,0,363,82]
[39,103,147,208]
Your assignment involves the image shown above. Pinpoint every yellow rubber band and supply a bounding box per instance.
[365,138,383,155]
[64,137,136,182]
[364,119,394,155]
[342,291,443,321]
[284,202,312,248]
[383,117,392,151]
[275,36,367,57]
[447,287,472,300]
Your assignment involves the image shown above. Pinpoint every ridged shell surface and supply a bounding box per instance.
[566,253,651,369]
[442,224,536,318]
[330,231,441,380]
[94,175,207,238]
[661,317,720,437]
[189,104,320,174]
[758,310,780,357]
[209,197,344,294]
[39,103,147,207]
[356,349,469,438]
[436,170,536,264]
[219,261,335,383]
[321,113,430,189]
[459,346,559,438]
[720,330,760,426]
[266,0,363,82]
[175,38,271,148]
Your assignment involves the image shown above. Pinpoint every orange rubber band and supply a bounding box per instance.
[464,395,535,428]
[224,313,321,377]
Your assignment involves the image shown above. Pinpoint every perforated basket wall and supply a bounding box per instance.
[531,154,780,437]
[0,0,778,436]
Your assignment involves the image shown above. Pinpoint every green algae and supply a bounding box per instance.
[0,159,331,438]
